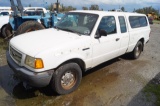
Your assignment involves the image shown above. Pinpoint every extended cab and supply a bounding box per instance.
[6,10,151,95]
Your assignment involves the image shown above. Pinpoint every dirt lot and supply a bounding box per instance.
[0,24,160,106]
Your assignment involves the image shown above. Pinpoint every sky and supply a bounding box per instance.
[0,0,160,12]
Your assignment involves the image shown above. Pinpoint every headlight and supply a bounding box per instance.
[25,55,44,69]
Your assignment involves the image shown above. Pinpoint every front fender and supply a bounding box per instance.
[42,52,86,71]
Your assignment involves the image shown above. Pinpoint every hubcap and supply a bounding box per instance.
[135,45,141,57]
[61,71,76,90]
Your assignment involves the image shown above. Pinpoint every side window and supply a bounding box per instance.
[129,16,148,28]
[118,16,127,33]
[139,17,147,27]
[97,16,117,35]
[129,16,140,28]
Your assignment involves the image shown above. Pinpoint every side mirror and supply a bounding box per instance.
[95,29,107,39]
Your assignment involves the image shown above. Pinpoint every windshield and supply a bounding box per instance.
[24,11,44,16]
[1,12,9,16]
[56,12,99,35]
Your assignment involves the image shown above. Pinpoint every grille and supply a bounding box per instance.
[10,46,22,64]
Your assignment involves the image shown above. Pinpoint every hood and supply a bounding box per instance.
[10,28,89,56]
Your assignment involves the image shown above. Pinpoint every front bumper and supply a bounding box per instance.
[6,51,54,87]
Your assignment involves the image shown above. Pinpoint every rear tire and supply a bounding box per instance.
[16,21,45,35]
[130,41,143,59]
[51,63,82,95]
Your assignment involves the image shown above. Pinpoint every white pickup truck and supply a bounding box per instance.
[7,10,151,95]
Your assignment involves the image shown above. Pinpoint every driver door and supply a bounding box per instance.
[92,16,121,67]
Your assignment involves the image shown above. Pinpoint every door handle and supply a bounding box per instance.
[116,38,120,41]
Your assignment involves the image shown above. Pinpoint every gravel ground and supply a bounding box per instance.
[0,24,160,106]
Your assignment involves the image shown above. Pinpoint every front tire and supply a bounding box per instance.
[51,63,82,95]
[1,25,7,38]
[130,41,143,59]
[16,21,45,35]
[5,23,13,39]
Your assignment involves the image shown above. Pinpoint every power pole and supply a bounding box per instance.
[57,0,59,13]
[119,5,120,9]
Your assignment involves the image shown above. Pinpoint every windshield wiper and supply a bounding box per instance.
[61,28,81,36]
[54,27,81,36]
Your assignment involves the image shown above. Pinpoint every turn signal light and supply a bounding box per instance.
[35,59,44,69]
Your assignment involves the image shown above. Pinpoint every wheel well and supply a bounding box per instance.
[57,59,86,72]
[41,23,47,28]
[139,38,144,51]
[1,24,7,32]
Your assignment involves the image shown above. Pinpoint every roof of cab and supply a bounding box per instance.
[69,10,146,17]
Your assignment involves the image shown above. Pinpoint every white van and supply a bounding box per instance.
[24,7,47,15]
[0,10,12,38]
[7,10,151,95]
[0,7,11,12]
[0,11,13,16]
[24,7,47,13]
[0,15,10,37]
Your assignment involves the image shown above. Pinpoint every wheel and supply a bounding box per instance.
[16,21,45,35]
[130,41,143,59]
[51,63,82,95]
[1,25,7,38]
[5,23,13,39]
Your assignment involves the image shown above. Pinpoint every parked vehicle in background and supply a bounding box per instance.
[24,7,47,14]
[5,0,64,39]
[0,13,2,16]
[0,7,11,12]
[7,10,151,95]
[0,10,13,38]
[23,7,48,16]
[148,16,153,24]
[0,11,13,16]
[0,16,9,38]
[0,7,48,38]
